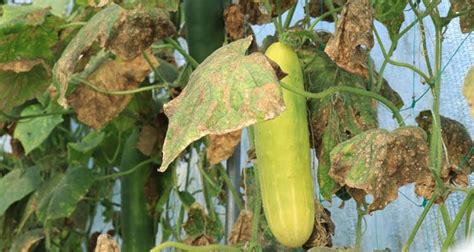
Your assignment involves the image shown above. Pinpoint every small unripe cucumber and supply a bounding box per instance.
[255,42,315,247]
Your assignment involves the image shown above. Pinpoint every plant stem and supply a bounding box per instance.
[408,0,434,78]
[355,207,366,248]
[217,165,243,210]
[73,76,166,95]
[164,38,199,68]
[247,126,262,251]
[308,7,343,31]
[150,241,241,252]
[279,82,405,126]
[440,203,451,234]
[98,159,153,180]
[465,200,472,238]
[283,3,297,29]
[441,190,474,250]
[402,196,436,252]
[57,21,87,30]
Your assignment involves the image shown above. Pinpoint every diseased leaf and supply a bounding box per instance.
[14,105,63,155]
[9,228,44,252]
[183,235,214,246]
[94,234,120,252]
[306,0,345,22]
[450,0,474,33]
[297,45,403,200]
[122,0,180,11]
[415,111,473,200]
[33,0,71,18]
[463,66,474,118]
[207,130,241,165]
[228,210,253,245]
[68,131,105,163]
[240,0,297,25]
[0,168,41,216]
[324,0,374,77]
[160,37,285,171]
[183,203,221,239]
[329,127,431,212]
[53,4,175,108]
[0,7,59,112]
[373,0,407,43]
[68,52,158,128]
[224,4,246,41]
[303,201,335,249]
[37,167,95,223]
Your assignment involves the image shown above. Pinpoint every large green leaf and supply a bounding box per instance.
[67,131,105,164]
[159,36,284,171]
[14,105,63,155]
[37,167,95,224]
[297,45,403,200]
[0,168,41,216]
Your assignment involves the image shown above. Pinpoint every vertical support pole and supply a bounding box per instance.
[225,143,241,239]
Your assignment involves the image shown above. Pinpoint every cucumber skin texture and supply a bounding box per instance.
[120,130,154,252]
[184,0,225,63]
[255,42,315,248]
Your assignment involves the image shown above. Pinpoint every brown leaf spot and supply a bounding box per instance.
[0,59,50,73]
[324,0,374,77]
[207,130,242,165]
[68,52,158,129]
[228,210,253,245]
[94,234,120,252]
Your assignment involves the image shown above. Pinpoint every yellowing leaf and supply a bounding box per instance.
[159,37,285,171]
[463,66,474,118]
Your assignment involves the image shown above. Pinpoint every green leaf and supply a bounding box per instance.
[0,168,41,216]
[160,37,285,171]
[373,0,408,43]
[177,191,196,208]
[0,5,49,28]
[9,229,44,252]
[33,0,71,18]
[14,105,63,155]
[37,167,95,223]
[67,131,105,164]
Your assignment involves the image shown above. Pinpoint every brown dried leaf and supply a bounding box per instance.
[228,210,253,245]
[329,127,431,212]
[207,130,242,165]
[68,52,158,129]
[0,59,49,73]
[415,111,473,199]
[184,235,214,246]
[324,0,374,77]
[224,4,245,40]
[303,201,335,249]
[94,234,120,252]
[240,0,297,25]
[450,0,474,33]
[89,0,110,8]
[137,125,159,156]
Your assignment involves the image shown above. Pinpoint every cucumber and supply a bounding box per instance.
[120,130,154,252]
[254,42,315,247]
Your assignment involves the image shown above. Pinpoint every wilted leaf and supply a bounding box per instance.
[9,229,44,252]
[183,235,214,246]
[415,111,473,199]
[463,66,474,118]
[137,125,159,156]
[297,46,402,200]
[207,130,242,165]
[324,0,374,77]
[303,201,335,249]
[373,0,407,43]
[53,4,175,107]
[94,234,120,252]
[68,131,105,163]
[450,0,474,33]
[159,37,285,171]
[0,168,41,216]
[240,0,296,25]
[228,210,253,245]
[37,167,95,223]
[14,105,63,155]
[183,203,222,239]
[68,52,158,128]
[224,4,246,40]
[329,127,431,212]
